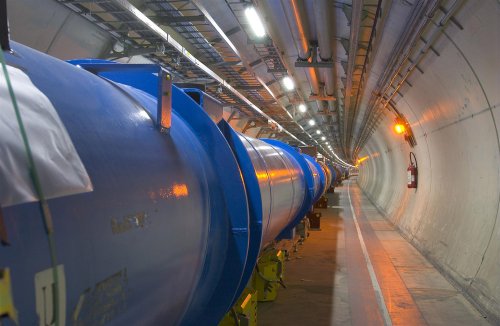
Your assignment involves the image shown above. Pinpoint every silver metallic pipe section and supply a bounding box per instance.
[312,0,340,146]
[281,0,310,60]
[277,0,320,95]
[239,134,306,247]
[344,0,364,154]
[313,0,334,95]
[306,159,321,199]
[318,161,333,191]
[265,0,333,134]
[313,0,331,61]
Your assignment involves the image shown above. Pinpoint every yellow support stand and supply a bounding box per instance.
[218,248,287,325]
[219,288,257,326]
[252,248,285,302]
[0,268,18,324]
[296,218,310,242]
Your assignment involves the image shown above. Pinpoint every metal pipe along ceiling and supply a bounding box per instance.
[313,0,334,96]
[282,0,320,96]
[344,0,363,156]
[278,0,335,140]
[312,0,339,146]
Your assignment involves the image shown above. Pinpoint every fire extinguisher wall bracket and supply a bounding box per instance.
[407,152,418,189]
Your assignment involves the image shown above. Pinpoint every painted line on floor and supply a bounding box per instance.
[347,181,392,326]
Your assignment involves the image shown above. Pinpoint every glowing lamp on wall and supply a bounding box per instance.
[390,113,417,147]
[394,123,406,134]
[393,118,406,135]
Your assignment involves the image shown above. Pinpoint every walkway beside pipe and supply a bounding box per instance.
[259,180,489,325]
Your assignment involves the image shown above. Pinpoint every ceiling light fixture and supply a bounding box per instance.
[308,119,316,126]
[298,103,307,113]
[316,130,321,134]
[321,136,326,141]
[282,76,295,91]
[245,7,266,38]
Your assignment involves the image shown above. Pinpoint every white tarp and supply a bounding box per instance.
[0,65,93,207]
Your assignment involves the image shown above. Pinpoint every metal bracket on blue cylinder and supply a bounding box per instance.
[182,88,223,123]
[67,61,172,133]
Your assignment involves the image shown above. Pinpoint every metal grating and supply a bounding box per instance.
[56,0,347,158]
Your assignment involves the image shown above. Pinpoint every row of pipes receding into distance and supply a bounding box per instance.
[264,0,342,154]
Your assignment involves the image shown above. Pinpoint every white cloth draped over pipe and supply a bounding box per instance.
[0,65,92,207]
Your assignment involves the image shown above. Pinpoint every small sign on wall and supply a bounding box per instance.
[35,265,66,326]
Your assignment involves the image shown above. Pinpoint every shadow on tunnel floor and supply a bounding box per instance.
[258,190,348,326]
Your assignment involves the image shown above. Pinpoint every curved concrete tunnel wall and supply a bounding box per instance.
[357,1,500,322]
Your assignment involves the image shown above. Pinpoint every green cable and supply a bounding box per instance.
[0,49,60,325]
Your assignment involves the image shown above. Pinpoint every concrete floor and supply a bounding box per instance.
[259,180,490,326]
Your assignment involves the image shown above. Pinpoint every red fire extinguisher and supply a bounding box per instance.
[407,152,418,189]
